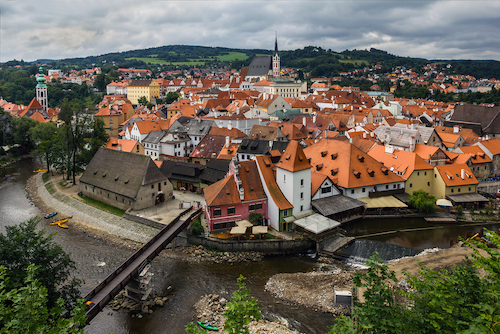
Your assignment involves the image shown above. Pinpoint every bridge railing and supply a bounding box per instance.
[83,207,193,302]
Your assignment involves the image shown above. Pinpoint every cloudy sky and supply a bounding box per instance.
[1,0,499,63]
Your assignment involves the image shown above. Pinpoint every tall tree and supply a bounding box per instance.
[59,99,92,184]
[0,218,82,310]
[28,122,60,173]
[0,265,86,333]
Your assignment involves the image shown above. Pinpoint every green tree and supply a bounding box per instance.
[223,275,262,334]
[408,189,436,214]
[0,217,82,310]
[248,213,263,225]
[28,121,59,173]
[328,231,500,333]
[11,116,37,153]
[59,99,93,184]
[0,265,86,333]
[165,91,180,104]
[138,96,148,105]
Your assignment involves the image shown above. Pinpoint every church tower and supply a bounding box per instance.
[272,32,280,78]
[36,66,48,112]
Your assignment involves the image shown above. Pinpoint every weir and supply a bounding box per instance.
[334,239,420,263]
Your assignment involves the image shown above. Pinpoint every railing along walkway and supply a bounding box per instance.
[84,207,202,323]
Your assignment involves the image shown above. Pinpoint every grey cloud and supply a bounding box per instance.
[1,0,499,62]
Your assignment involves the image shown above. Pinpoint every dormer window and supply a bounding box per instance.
[367,169,375,177]
[331,168,338,176]
[316,164,323,171]
[321,151,328,157]
[353,170,361,178]
[357,155,364,162]
[331,153,338,160]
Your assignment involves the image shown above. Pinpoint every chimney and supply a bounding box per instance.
[303,116,306,127]
[363,132,367,139]
[325,130,328,138]
[228,121,232,130]
[239,187,245,201]
[226,136,230,148]
[118,144,122,151]
[313,113,317,123]
[461,169,465,180]
[409,136,415,152]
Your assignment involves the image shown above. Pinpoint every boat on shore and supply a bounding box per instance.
[50,216,72,229]
[2,174,11,180]
[33,169,47,173]
[44,211,58,219]
[197,321,218,331]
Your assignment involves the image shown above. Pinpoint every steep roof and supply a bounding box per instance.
[105,138,141,153]
[203,175,241,207]
[238,160,266,201]
[255,156,293,210]
[246,56,272,78]
[80,148,167,199]
[435,164,478,187]
[303,139,405,189]
[276,140,311,172]
[368,144,433,179]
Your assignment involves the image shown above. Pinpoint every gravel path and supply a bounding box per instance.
[33,174,159,243]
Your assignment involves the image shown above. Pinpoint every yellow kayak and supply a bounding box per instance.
[33,169,47,173]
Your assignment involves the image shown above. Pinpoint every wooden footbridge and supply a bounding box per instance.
[83,207,202,323]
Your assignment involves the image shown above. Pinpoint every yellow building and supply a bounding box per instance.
[432,164,478,199]
[94,103,135,138]
[368,145,434,196]
[127,79,160,105]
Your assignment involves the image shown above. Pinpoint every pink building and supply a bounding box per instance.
[203,160,267,232]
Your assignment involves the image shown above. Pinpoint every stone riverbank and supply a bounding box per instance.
[194,294,302,334]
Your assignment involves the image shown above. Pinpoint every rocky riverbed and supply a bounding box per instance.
[265,270,353,315]
[194,294,302,334]
[165,244,264,263]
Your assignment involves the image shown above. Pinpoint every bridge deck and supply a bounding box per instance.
[84,208,201,323]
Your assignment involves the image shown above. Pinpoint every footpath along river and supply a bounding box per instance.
[0,158,334,334]
[2,158,497,333]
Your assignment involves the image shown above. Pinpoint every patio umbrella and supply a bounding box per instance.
[436,199,453,207]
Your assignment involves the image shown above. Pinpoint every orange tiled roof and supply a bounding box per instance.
[105,138,141,153]
[255,156,293,210]
[238,160,266,201]
[479,138,500,156]
[458,146,492,164]
[435,164,478,187]
[276,141,311,172]
[303,139,405,189]
[368,144,433,179]
[203,175,241,207]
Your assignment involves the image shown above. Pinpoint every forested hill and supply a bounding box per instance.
[4,45,500,79]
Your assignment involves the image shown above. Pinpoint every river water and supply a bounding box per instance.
[2,158,497,334]
[0,158,334,334]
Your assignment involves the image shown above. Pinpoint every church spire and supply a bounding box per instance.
[272,32,280,78]
[274,31,278,55]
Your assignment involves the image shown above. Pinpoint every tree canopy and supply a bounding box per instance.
[0,217,82,310]
[0,265,86,333]
[327,230,500,333]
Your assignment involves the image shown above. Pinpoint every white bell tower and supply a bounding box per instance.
[272,32,280,78]
[36,66,48,111]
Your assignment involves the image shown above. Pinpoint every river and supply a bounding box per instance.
[0,158,334,334]
[1,158,497,334]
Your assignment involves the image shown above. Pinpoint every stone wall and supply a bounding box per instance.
[187,236,314,254]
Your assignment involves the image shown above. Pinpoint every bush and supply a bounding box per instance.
[248,213,263,225]
[457,205,463,217]
[190,217,204,236]
[408,189,436,214]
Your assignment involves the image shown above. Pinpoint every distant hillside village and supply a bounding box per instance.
[4,40,500,236]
